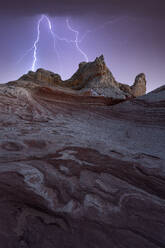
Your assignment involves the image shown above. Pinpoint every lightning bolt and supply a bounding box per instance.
[44,15,64,74]
[66,18,89,62]
[78,16,124,43]
[17,15,73,72]
[17,15,124,73]
[31,15,45,71]
[16,47,34,65]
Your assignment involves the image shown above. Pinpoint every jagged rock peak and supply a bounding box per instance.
[78,55,105,69]
[95,54,105,65]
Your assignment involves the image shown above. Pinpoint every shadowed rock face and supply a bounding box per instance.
[0,60,165,247]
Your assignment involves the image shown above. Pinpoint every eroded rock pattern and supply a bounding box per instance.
[0,61,164,247]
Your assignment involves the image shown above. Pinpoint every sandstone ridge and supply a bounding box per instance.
[16,55,146,100]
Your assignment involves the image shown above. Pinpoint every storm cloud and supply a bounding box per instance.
[1,0,165,18]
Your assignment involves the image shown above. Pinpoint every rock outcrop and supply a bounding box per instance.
[131,73,147,97]
[18,55,146,100]
[0,58,164,248]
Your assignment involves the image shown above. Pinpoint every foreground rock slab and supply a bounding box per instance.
[0,75,164,247]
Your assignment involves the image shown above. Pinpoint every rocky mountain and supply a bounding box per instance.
[0,57,164,248]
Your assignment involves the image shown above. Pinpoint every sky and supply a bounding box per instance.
[0,0,165,92]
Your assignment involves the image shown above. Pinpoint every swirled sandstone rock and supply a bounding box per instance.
[0,60,163,248]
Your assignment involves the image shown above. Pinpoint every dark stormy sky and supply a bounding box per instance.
[0,0,165,92]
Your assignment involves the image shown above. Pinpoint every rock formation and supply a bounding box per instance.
[131,73,146,97]
[17,55,146,100]
[0,57,164,248]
